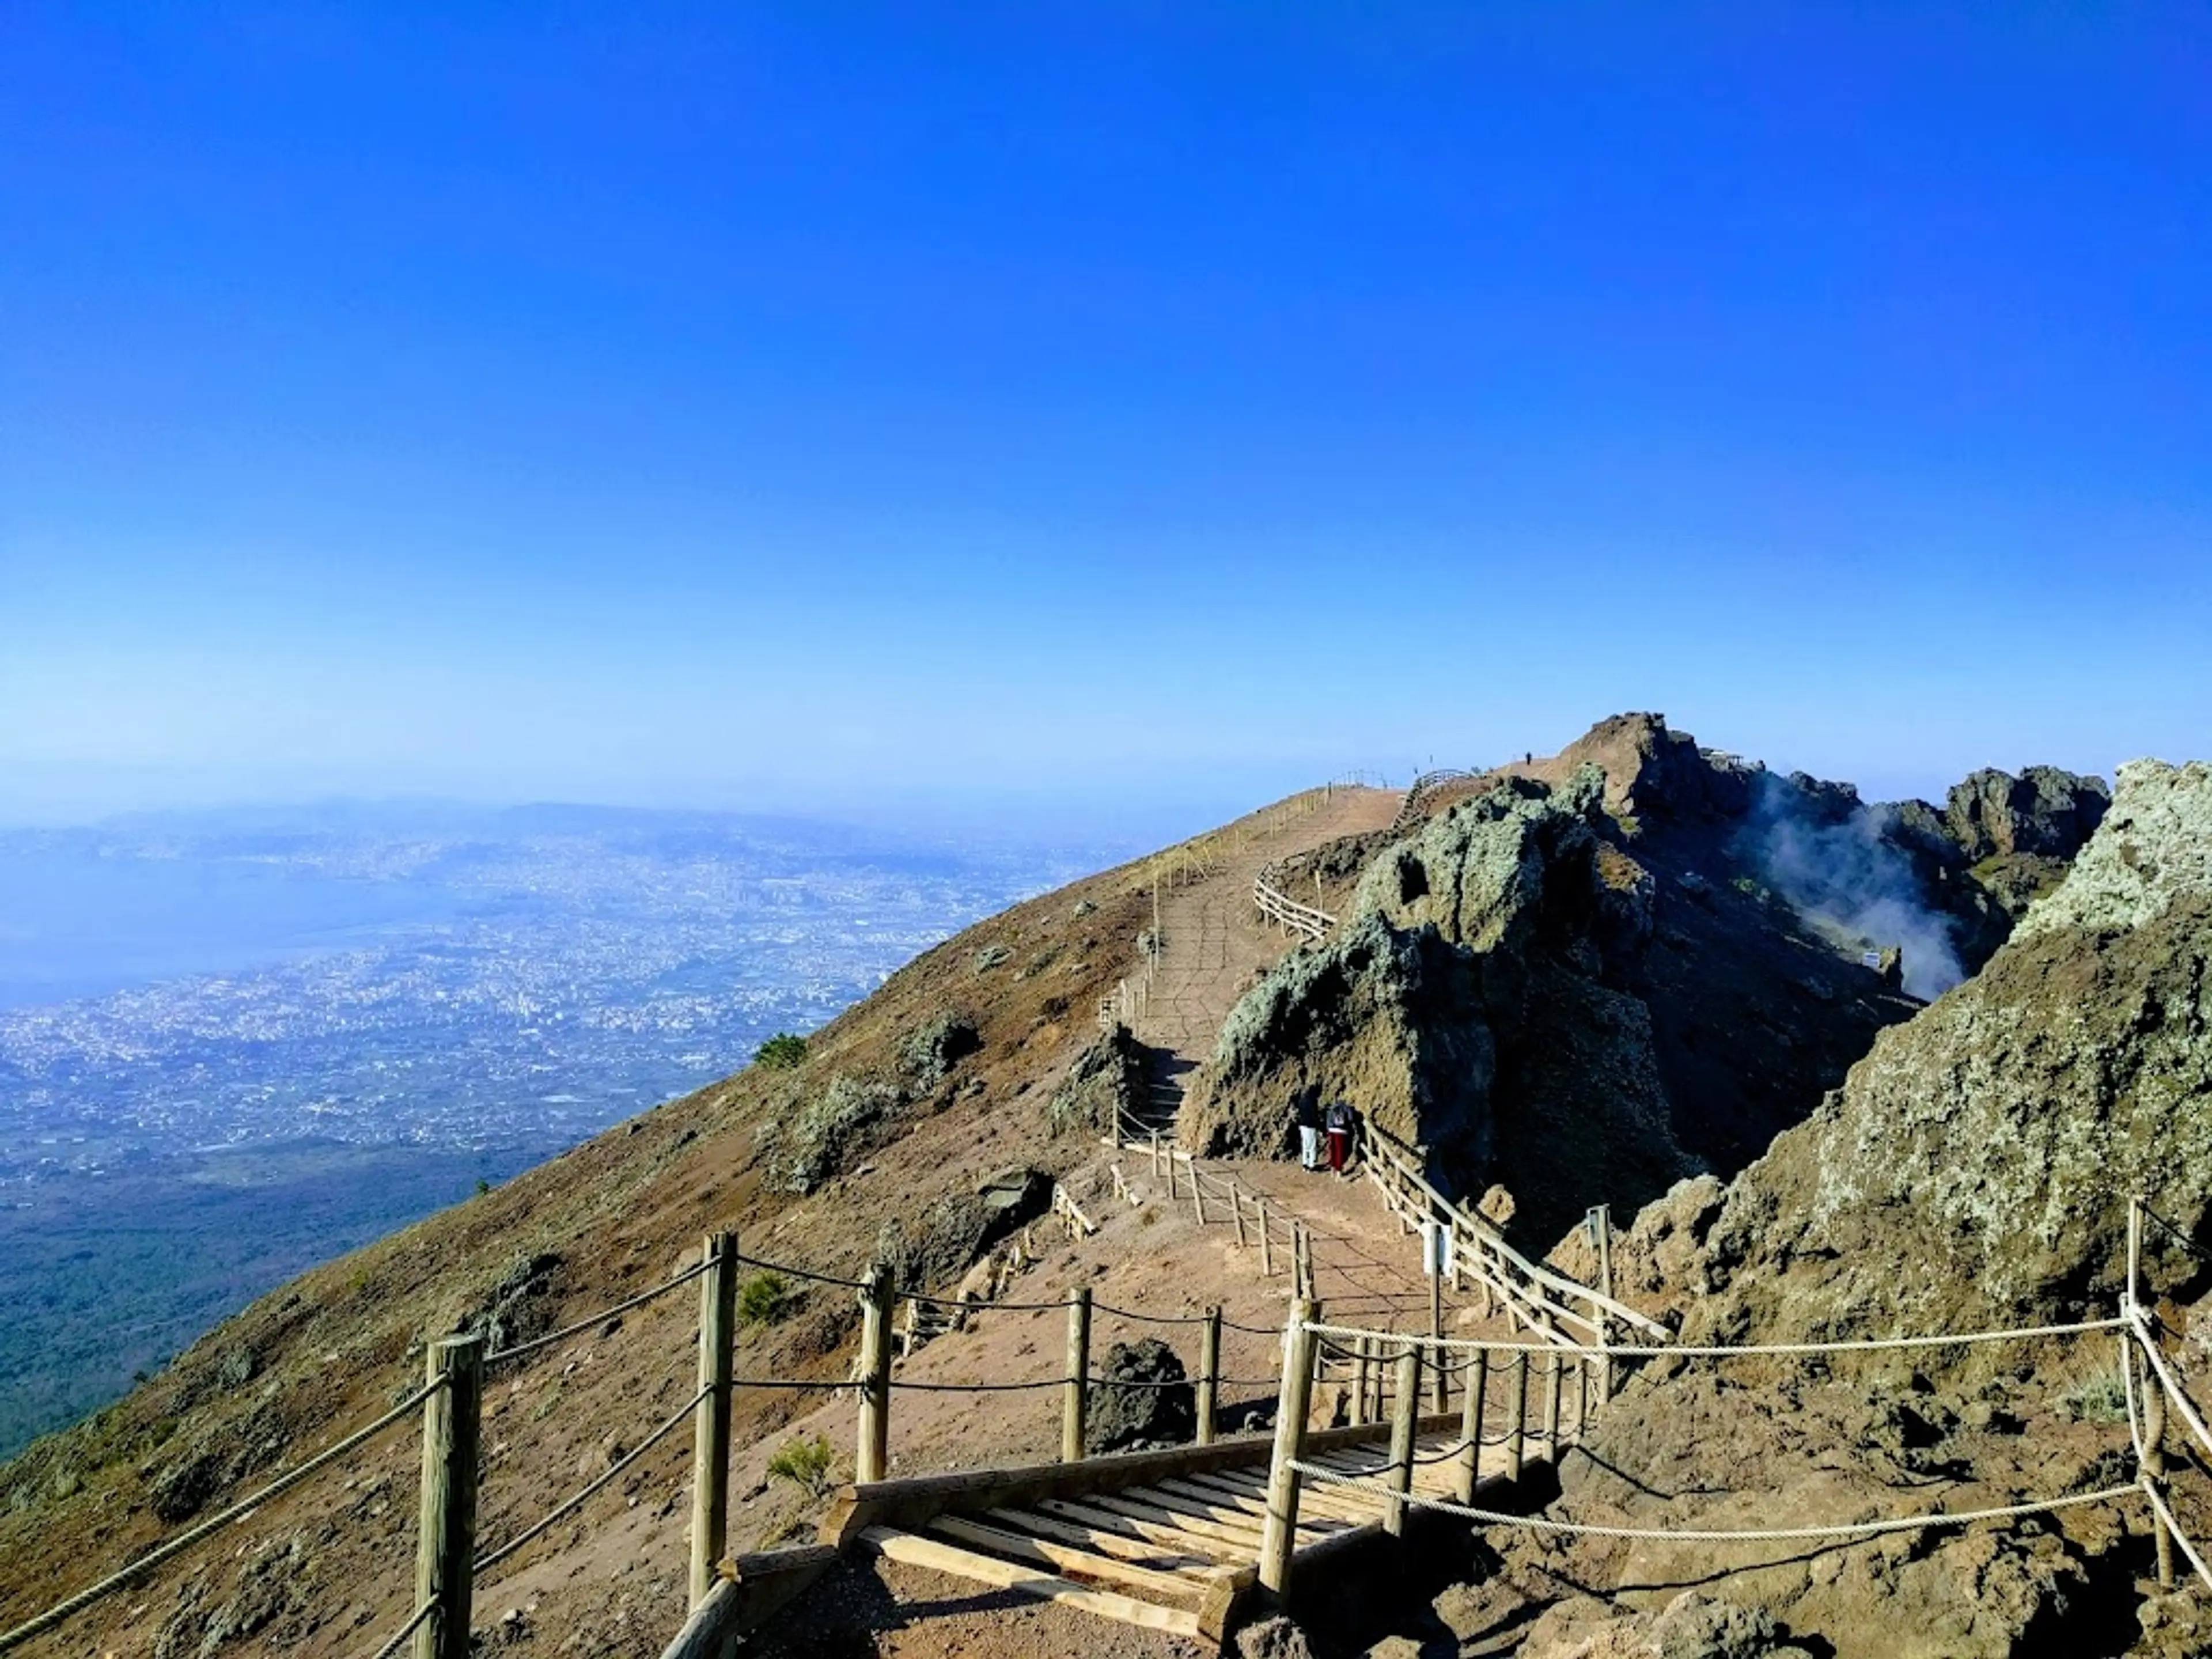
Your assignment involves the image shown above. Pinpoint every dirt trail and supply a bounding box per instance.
[1131,786,1399,1127]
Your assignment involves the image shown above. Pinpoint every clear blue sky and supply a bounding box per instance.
[3,5,2207,836]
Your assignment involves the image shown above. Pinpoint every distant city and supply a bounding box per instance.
[0,802,1126,1455]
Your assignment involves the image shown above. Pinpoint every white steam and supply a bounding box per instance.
[1745,780,1967,1001]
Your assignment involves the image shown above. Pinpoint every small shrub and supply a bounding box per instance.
[2062,1373,2128,1424]
[474,1177,491,1197]
[1730,876,1761,897]
[753,1032,809,1071]
[766,1433,837,1498]
[737,1271,797,1328]
[971,944,1012,975]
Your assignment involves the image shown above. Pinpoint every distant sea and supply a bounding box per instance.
[0,802,1128,1457]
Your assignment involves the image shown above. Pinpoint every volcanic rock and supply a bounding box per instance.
[1498,759,2212,1658]
[1084,1338,1194,1453]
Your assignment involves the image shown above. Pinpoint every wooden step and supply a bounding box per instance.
[857,1526,1203,1640]
[1032,1495,1245,1565]
[926,1515,1210,1611]
[984,1506,1223,1578]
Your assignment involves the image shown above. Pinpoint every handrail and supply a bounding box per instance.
[1388,768,1477,836]
[1252,876,1335,942]
[1359,1118,1668,1341]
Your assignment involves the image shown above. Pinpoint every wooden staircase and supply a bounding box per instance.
[830,1419,1478,1649]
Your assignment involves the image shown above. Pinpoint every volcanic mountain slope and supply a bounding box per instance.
[0,798,1199,1659]
[0,722,2124,1659]
[1467,759,2212,1659]
[1183,714,2105,1248]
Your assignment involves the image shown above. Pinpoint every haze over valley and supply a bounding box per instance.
[0,801,1122,1455]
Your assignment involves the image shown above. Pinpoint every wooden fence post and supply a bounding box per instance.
[689,1232,737,1609]
[1230,1188,1248,1249]
[856,1267,893,1485]
[1258,1299,1317,1603]
[1353,1337,1373,1427]
[1385,1343,1422,1539]
[1506,1350,1528,1483]
[1591,1206,1615,1405]
[1456,1347,1488,1505]
[1542,1339,1563,1461]
[1257,1203,1274,1278]
[1062,1287,1092,1463]
[2139,1336,2176,1589]
[414,1335,483,1659]
[1191,1166,1207,1227]
[1197,1307,1222,1446]
[1431,1339,1450,1415]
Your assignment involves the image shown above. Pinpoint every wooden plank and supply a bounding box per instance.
[858,1527,1203,1640]
[1119,1484,1350,1546]
[1179,1470,1382,1527]
[926,1516,1209,1611]
[1083,1494,1274,1554]
[664,1546,841,1659]
[984,1506,1221,1578]
[1033,1497,1243,1565]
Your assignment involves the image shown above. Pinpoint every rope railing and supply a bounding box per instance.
[358,1597,440,1659]
[1305,1315,2135,1359]
[0,1380,442,1654]
[1289,1459,2142,1544]
[1247,1196,2212,1609]
[486,1257,714,1368]
[475,1386,711,1580]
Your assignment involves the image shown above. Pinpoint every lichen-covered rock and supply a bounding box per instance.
[1946,766,2111,863]
[1496,758,2211,1659]
[1184,766,1693,1242]
[2013,760,2210,942]
[1686,761,2212,1344]
[900,1010,982,1089]
[1047,1023,1145,1139]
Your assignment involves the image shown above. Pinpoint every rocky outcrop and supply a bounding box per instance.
[1947,767,2112,862]
[1520,1592,1816,1658]
[1046,1024,1145,1139]
[1185,767,1697,1243]
[1495,759,2212,1658]
[1689,760,2212,1345]
[1085,1338,1193,1453]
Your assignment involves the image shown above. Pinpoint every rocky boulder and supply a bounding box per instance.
[1945,766,2111,862]
[1085,1338,1194,1453]
[1184,770,1694,1242]
[1046,1022,1145,1139]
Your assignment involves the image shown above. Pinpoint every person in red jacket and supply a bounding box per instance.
[1324,1099,1356,1173]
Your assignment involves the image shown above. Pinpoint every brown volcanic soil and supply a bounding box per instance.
[0,789,1399,1659]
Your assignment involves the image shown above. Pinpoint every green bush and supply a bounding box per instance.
[766,1433,837,1498]
[737,1270,797,1328]
[753,1032,809,1071]
[902,1012,981,1089]
[2062,1373,2128,1424]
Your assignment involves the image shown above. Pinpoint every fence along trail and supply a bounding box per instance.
[6,1127,2204,1656]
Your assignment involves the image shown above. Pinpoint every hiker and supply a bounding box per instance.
[1324,1099,1356,1173]
[1293,1092,1323,1171]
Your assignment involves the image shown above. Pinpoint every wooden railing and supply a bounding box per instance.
[1357,1119,1669,1364]
[1251,876,1335,942]
[1387,767,1477,836]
